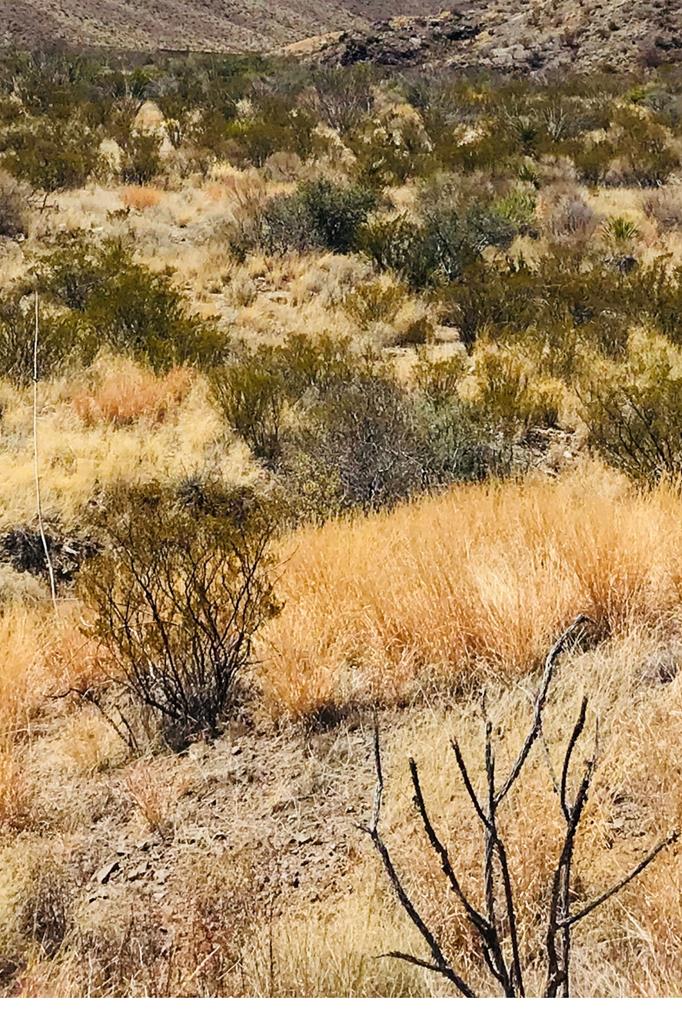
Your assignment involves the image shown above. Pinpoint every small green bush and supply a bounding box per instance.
[360,199,518,288]
[79,481,280,748]
[580,338,682,481]
[120,131,162,185]
[343,279,409,328]
[211,348,286,466]
[474,346,562,436]
[0,298,96,384]
[2,121,101,196]
[39,240,229,370]
[0,172,29,238]
[258,178,377,255]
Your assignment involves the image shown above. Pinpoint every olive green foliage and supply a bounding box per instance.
[0,172,29,238]
[120,131,162,185]
[443,253,682,354]
[342,279,409,327]
[5,53,682,492]
[211,349,286,466]
[360,197,518,288]
[0,298,96,385]
[2,121,101,195]
[258,178,377,255]
[212,333,510,520]
[580,340,682,481]
[38,239,229,369]
[79,481,281,747]
[1,52,681,193]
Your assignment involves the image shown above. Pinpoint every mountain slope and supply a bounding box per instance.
[0,0,444,53]
[306,1,682,75]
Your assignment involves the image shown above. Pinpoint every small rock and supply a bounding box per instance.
[95,860,120,885]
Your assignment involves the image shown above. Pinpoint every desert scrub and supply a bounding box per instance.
[37,238,230,370]
[79,481,281,748]
[0,173,29,239]
[580,335,682,482]
[254,178,377,256]
[0,298,96,384]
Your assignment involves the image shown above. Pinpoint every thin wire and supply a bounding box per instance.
[33,291,58,612]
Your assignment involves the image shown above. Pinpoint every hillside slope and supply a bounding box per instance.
[306,1,682,75]
[0,0,443,53]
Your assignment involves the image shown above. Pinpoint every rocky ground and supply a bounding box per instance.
[294,1,682,76]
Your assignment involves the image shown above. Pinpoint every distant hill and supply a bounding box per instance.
[0,0,444,53]
[4,1,682,73]
[295,2,682,76]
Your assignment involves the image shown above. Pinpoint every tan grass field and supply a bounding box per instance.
[3,68,682,996]
[0,468,681,994]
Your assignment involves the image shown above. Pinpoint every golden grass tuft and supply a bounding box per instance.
[121,186,164,211]
[261,464,682,717]
[71,358,193,427]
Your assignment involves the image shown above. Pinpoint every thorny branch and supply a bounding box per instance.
[364,617,678,997]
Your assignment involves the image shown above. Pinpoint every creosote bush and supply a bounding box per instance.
[79,482,281,748]
[0,173,29,239]
[38,239,229,370]
[580,337,682,481]
[252,178,377,256]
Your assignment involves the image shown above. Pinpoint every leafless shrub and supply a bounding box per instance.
[364,616,678,997]
[642,186,682,234]
[539,184,600,247]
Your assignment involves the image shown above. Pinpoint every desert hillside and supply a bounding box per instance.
[304,1,682,74]
[0,0,443,53]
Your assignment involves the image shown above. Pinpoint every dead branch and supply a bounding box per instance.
[362,719,476,997]
[363,616,678,998]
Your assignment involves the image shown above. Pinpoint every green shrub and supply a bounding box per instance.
[580,338,682,481]
[279,331,360,396]
[211,348,286,466]
[474,346,562,436]
[0,172,29,238]
[412,348,466,407]
[224,102,317,166]
[0,298,96,384]
[38,240,228,370]
[360,200,518,288]
[258,178,377,255]
[2,121,101,196]
[120,131,162,185]
[492,186,537,234]
[343,279,409,328]
[79,481,280,748]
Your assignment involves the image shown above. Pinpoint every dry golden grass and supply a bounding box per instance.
[0,369,257,529]
[70,357,193,427]
[120,185,164,211]
[4,149,682,996]
[262,463,682,717]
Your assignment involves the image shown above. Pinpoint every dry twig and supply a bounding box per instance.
[364,616,678,997]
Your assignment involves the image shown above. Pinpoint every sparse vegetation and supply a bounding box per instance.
[2,47,682,999]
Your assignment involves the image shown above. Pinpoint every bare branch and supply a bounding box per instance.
[496,614,591,805]
[560,831,679,929]
[364,721,476,998]
[409,757,489,934]
[32,291,58,612]
[380,951,474,992]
